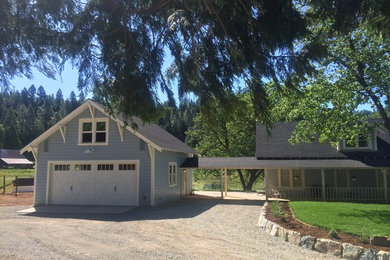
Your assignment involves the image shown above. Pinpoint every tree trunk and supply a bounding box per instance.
[237,169,263,191]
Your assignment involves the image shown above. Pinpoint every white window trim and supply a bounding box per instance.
[168,162,178,187]
[78,118,109,146]
[343,134,372,150]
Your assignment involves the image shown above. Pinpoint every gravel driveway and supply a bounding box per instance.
[0,199,336,260]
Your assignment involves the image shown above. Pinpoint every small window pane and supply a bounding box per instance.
[358,135,368,147]
[83,122,92,131]
[96,122,106,131]
[97,164,114,171]
[96,132,106,143]
[82,133,92,143]
[75,164,91,171]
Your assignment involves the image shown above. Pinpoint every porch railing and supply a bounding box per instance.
[268,187,389,202]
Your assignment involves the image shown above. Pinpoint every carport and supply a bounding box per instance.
[181,157,267,199]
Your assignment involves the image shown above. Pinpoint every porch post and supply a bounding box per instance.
[321,169,326,201]
[264,169,268,201]
[220,169,223,199]
[224,168,227,196]
[384,169,388,203]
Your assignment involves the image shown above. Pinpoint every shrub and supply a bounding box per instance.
[271,201,283,218]
[328,229,339,239]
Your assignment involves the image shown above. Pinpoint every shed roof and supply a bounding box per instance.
[21,100,197,155]
[0,149,33,165]
[181,157,390,169]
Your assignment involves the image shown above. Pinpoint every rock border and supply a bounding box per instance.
[258,202,390,260]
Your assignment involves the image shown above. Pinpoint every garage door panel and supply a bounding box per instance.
[49,162,138,206]
[72,171,96,205]
[50,171,74,205]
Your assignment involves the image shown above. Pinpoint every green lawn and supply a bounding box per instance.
[289,201,390,237]
[0,169,35,193]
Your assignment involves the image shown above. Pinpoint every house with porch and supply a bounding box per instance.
[182,121,390,202]
[257,121,390,202]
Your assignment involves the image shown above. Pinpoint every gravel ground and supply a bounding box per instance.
[0,199,337,260]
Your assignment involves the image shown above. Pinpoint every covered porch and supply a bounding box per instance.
[181,157,390,203]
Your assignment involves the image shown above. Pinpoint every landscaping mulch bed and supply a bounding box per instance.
[265,202,389,252]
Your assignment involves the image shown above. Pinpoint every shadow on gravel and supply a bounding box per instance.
[23,199,265,222]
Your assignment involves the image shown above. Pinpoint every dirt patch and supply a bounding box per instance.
[0,193,33,207]
[265,202,390,252]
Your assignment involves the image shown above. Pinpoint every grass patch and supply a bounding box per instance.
[0,169,34,193]
[289,201,390,237]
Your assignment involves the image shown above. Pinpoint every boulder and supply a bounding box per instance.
[370,236,390,247]
[376,250,390,260]
[258,217,267,228]
[300,235,317,250]
[287,230,302,246]
[279,227,288,242]
[265,221,273,233]
[342,243,365,259]
[314,238,342,256]
[359,248,377,260]
[270,224,280,237]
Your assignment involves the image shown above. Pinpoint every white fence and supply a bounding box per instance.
[269,187,389,202]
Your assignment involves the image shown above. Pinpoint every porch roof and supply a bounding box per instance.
[181,157,390,169]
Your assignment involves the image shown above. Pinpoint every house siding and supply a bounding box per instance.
[35,108,151,206]
[154,151,188,205]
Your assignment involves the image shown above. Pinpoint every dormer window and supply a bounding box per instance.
[79,118,109,145]
[345,134,371,149]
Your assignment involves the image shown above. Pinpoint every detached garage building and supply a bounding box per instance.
[21,100,196,207]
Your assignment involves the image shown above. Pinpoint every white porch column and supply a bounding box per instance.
[384,169,388,203]
[321,169,326,201]
[264,169,268,201]
[224,168,228,196]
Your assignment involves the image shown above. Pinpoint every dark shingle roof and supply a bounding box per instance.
[0,149,27,159]
[130,117,197,154]
[256,121,390,161]
[181,157,388,169]
[95,101,197,155]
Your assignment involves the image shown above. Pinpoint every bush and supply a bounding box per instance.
[328,229,339,239]
[271,201,283,218]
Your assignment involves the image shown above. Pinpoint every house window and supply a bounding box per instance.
[75,164,91,171]
[79,118,109,145]
[97,164,114,171]
[345,134,370,148]
[168,162,177,187]
[54,164,70,171]
[119,164,136,170]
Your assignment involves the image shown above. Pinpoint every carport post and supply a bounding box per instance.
[224,168,227,196]
[220,169,223,199]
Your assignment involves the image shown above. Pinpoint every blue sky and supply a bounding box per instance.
[10,61,178,103]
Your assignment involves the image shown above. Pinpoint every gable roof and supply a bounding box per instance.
[0,149,33,165]
[256,121,390,160]
[21,100,197,155]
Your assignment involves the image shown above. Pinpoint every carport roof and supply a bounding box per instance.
[181,157,390,169]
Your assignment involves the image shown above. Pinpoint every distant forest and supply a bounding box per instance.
[0,86,199,149]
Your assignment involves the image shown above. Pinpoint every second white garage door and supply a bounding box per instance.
[48,161,139,206]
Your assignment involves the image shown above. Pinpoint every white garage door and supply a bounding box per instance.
[49,161,139,206]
